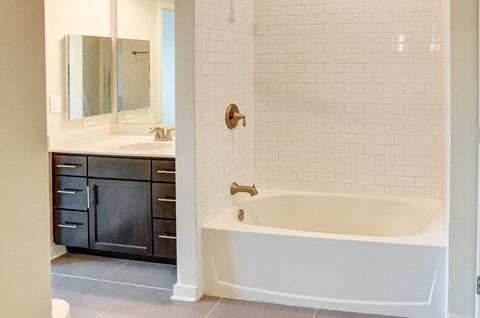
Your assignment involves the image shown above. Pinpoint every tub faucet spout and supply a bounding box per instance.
[230,182,258,196]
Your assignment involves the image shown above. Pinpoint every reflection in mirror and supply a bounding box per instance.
[162,8,175,124]
[66,34,112,119]
[117,39,150,113]
[117,0,175,125]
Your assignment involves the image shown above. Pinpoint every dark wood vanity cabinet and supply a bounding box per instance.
[52,153,176,263]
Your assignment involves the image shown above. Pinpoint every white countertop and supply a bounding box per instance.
[48,135,175,158]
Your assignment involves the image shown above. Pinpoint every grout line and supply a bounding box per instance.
[51,274,63,283]
[57,274,174,291]
[100,261,130,280]
[204,297,223,318]
[313,308,318,318]
[97,286,139,318]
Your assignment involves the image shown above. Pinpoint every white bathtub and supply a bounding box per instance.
[203,191,447,318]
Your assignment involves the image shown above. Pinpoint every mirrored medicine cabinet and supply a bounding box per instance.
[66,34,112,120]
[66,0,175,125]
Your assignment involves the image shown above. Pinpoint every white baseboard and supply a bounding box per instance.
[50,244,67,260]
[449,314,474,318]
[171,283,199,302]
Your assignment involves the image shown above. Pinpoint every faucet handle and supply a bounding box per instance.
[225,103,247,129]
[233,112,246,127]
[166,128,175,141]
[150,127,162,133]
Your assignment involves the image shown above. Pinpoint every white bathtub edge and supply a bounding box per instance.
[206,191,446,247]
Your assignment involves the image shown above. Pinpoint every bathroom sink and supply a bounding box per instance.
[115,142,173,152]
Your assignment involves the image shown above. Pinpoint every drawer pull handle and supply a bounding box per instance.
[57,189,81,195]
[158,197,176,202]
[156,170,175,174]
[58,224,79,229]
[87,186,90,209]
[56,164,79,169]
[159,233,176,240]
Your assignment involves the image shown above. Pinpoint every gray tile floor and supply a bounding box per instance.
[51,253,401,318]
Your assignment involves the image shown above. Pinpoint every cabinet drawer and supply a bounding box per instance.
[54,209,88,248]
[53,155,87,176]
[152,183,176,219]
[152,160,175,182]
[88,157,151,180]
[54,176,88,211]
[153,219,176,259]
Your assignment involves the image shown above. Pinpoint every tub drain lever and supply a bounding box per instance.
[237,209,245,222]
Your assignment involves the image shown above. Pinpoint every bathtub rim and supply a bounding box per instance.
[204,190,446,247]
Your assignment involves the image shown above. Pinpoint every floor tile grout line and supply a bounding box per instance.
[313,308,318,318]
[102,280,173,292]
[51,274,63,283]
[204,297,223,318]
[56,274,174,291]
[100,261,130,280]
[97,285,139,318]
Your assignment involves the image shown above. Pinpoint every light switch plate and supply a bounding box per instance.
[124,110,136,119]
[83,116,97,126]
[49,95,62,114]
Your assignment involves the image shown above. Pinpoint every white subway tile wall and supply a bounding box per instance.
[440,0,450,202]
[195,0,255,223]
[254,0,446,197]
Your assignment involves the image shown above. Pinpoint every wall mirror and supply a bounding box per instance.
[117,39,150,115]
[66,34,112,119]
[117,0,175,125]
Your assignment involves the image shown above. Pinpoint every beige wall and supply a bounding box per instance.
[449,0,478,317]
[0,1,52,317]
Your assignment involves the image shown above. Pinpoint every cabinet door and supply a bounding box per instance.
[89,179,152,255]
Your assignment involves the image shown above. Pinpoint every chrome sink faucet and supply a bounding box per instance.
[230,182,258,196]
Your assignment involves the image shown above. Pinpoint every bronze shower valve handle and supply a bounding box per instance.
[225,103,247,129]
